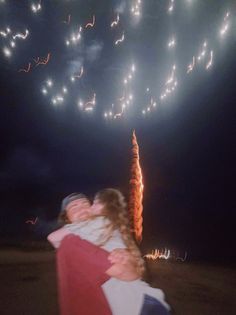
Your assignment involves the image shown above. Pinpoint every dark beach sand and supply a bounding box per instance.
[0,249,235,315]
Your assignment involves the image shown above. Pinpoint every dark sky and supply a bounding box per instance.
[0,0,235,262]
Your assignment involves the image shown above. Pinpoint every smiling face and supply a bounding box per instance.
[66,198,91,223]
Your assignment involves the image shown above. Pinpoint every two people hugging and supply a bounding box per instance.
[48,188,171,315]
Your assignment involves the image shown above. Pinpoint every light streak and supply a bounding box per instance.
[31,2,42,14]
[63,14,71,25]
[144,249,171,260]
[12,29,29,40]
[168,38,176,48]
[3,47,11,58]
[0,27,11,38]
[25,217,38,225]
[111,14,120,28]
[46,79,53,87]
[66,26,82,46]
[73,66,84,79]
[168,0,175,14]
[18,62,31,73]
[131,0,142,17]
[36,53,51,66]
[187,56,195,74]
[206,50,213,70]
[84,93,96,109]
[129,130,144,243]
[144,248,188,262]
[220,12,230,37]
[197,41,207,62]
[85,15,95,28]
[33,57,40,64]
[176,252,187,262]
[115,32,125,45]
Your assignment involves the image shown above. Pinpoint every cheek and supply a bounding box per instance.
[93,205,103,215]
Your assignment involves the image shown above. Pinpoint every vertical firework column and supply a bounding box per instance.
[129,130,144,243]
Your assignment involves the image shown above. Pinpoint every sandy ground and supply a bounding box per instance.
[0,249,235,315]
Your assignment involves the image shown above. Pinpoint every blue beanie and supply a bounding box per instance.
[61,192,87,213]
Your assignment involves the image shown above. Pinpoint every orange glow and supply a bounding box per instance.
[129,130,144,243]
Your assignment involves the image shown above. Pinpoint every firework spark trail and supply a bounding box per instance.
[85,15,95,28]
[12,29,29,40]
[220,12,230,37]
[187,56,195,74]
[104,64,135,119]
[36,53,51,66]
[0,27,11,38]
[111,14,120,28]
[63,14,71,25]
[31,1,42,14]
[129,130,144,243]
[33,57,40,64]
[206,50,213,70]
[115,32,125,45]
[79,93,96,112]
[168,37,176,49]
[18,62,31,73]
[131,0,142,17]
[176,252,188,262]
[25,217,38,225]
[144,249,170,260]
[73,66,84,79]
[168,0,175,14]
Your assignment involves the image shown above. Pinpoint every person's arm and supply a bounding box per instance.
[106,248,141,281]
[47,227,72,248]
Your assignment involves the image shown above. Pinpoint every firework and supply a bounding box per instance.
[12,29,29,40]
[63,14,71,25]
[129,130,144,243]
[25,217,38,225]
[31,1,42,14]
[115,32,125,45]
[206,50,213,70]
[3,47,11,58]
[18,62,31,73]
[220,12,230,37]
[85,15,95,28]
[131,0,142,17]
[187,56,195,74]
[168,0,175,14]
[36,53,51,66]
[111,14,120,28]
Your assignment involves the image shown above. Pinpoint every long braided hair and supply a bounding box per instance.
[94,188,146,277]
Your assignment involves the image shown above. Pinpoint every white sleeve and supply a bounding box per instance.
[64,219,107,245]
[47,227,72,248]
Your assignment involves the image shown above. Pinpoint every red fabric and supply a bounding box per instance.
[56,234,112,315]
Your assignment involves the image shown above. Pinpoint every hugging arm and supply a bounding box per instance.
[106,248,141,281]
[47,228,72,249]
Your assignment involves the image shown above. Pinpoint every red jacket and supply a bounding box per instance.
[57,234,112,315]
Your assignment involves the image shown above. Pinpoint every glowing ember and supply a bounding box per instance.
[129,130,144,243]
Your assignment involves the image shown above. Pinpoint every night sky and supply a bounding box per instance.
[0,0,235,262]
